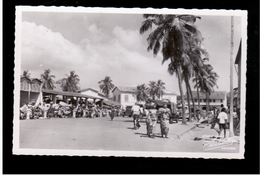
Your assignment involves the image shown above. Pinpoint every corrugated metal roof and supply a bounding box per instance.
[42,89,104,99]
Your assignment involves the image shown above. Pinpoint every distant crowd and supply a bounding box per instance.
[20,100,240,138]
[19,100,124,120]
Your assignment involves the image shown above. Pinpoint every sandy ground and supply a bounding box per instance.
[20,116,239,153]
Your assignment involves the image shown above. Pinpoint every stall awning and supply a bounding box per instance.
[103,100,121,106]
[42,89,104,100]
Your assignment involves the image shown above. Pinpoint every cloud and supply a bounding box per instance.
[21,21,87,70]
[21,20,180,92]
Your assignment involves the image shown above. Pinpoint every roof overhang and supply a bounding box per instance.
[42,89,104,100]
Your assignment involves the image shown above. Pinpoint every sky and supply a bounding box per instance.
[19,9,242,95]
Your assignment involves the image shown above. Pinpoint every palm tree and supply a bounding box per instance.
[194,63,219,115]
[98,76,115,97]
[57,71,80,92]
[147,81,157,100]
[155,79,166,99]
[135,84,149,102]
[140,14,203,124]
[41,69,56,90]
[182,63,194,121]
[22,70,31,79]
[192,57,209,110]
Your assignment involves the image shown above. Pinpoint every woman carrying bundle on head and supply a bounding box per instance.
[158,104,170,138]
[146,104,158,138]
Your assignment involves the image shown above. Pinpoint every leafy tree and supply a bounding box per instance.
[135,84,149,102]
[155,79,166,99]
[57,70,80,92]
[22,70,31,79]
[98,76,115,97]
[147,81,157,100]
[41,69,56,90]
[194,63,219,114]
[140,14,203,124]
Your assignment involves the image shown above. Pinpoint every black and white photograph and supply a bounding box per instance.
[13,7,247,158]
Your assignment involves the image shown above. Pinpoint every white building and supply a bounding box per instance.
[160,89,177,103]
[112,86,177,108]
[112,87,137,108]
[184,91,227,108]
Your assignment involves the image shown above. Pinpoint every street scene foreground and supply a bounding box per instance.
[20,116,240,153]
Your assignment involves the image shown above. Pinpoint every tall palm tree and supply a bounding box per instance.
[22,70,31,79]
[57,71,80,92]
[194,64,219,114]
[135,84,149,102]
[140,14,203,124]
[192,57,209,110]
[155,79,166,99]
[41,69,56,90]
[182,63,194,121]
[98,76,115,97]
[147,81,157,100]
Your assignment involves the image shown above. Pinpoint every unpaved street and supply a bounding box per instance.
[20,116,239,153]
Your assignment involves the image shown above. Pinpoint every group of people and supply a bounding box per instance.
[20,100,123,120]
[20,101,46,119]
[130,102,171,138]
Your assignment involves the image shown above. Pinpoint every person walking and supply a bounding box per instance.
[217,108,228,138]
[47,101,55,119]
[110,107,116,121]
[146,104,158,138]
[158,104,170,138]
[131,102,141,130]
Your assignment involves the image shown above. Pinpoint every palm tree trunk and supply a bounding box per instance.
[186,83,191,122]
[206,91,209,115]
[176,66,186,124]
[196,74,201,108]
[187,81,196,122]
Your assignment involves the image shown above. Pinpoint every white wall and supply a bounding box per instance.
[112,88,136,107]
[121,92,136,107]
[162,94,177,103]
[81,90,98,97]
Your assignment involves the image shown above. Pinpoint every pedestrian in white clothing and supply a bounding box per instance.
[217,108,228,138]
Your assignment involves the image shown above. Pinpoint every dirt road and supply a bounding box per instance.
[20,116,239,153]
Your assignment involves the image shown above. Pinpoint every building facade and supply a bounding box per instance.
[20,77,42,106]
[160,89,177,103]
[112,86,177,108]
[78,88,106,100]
[112,87,137,108]
[184,91,227,109]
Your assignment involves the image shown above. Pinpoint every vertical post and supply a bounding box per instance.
[101,99,103,108]
[229,16,234,137]
[76,97,79,106]
[85,98,88,106]
[53,94,57,104]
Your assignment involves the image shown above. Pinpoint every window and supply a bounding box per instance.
[204,99,206,102]
[125,95,129,102]
[200,99,202,102]
[195,99,197,102]
[213,99,215,102]
[114,96,116,101]
[118,95,120,102]
[209,99,211,102]
[221,99,223,103]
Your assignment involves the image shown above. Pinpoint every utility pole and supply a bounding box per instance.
[229,16,234,137]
